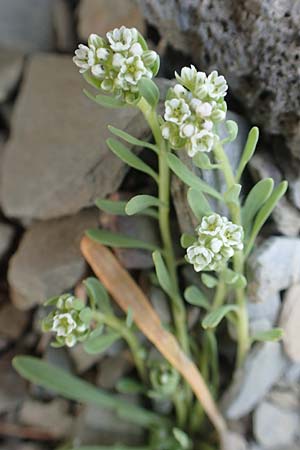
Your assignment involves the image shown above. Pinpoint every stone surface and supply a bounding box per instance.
[247,237,300,303]
[96,350,133,389]
[0,54,150,221]
[0,0,54,51]
[249,152,300,237]
[69,342,106,373]
[0,302,29,339]
[221,431,248,450]
[0,354,26,413]
[0,47,24,103]
[248,293,281,330]
[53,0,76,52]
[78,0,145,42]
[222,342,288,419]
[280,284,300,362]
[8,208,98,309]
[140,0,300,158]
[253,401,300,449]
[19,398,73,439]
[0,222,14,260]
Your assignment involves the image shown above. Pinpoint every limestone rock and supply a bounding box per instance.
[8,208,98,310]
[0,47,24,103]
[0,54,150,221]
[0,222,14,260]
[96,350,133,389]
[0,302,29,340]
[0,0,54,51]
[221,342,288,419]
[52,0,76,52]
[247,237,300,303]
[280,284,300,362]
[0,354,27,413]
[78,0,145,42]
[253,401,300,448]
[221,431,248,450]
[139,0,300,158]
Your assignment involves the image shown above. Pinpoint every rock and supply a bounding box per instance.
[280,284,300,362]
[222,342,288,419]
[253,401,300,449]
[0,47,24,103]
[96,350,133,389]
[0,222,14,260]
[221,431,248,450]
[0,302,29,340]
[249,152,300,237]
[0,354,26,413]
[19,398,73,439]
[77,0,145,42]
[0,54,150,221]
[53,0,76,52]
[248,293,281,331]
[8,208,98,309]
[69,343,105,373]
[0,0,54,51]
[140,0,300,159]
[247,237,300,304]
[268,385,300,410]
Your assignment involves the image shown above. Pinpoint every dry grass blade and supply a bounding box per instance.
[80,236,227,439]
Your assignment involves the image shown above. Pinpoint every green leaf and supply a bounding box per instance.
[202,305,239,329]
[201,274,218,288]
[107,138,158,183]
[192,153,220,170]
[83,89,126,108]
[82,71,102,89]
[125,195,162,215]
[69,446,151,450]
[223,184,241,206]
[12,356,165,428]
[152,250,176,298]
[242,178,274,231]
[222,120,238,143]
[87,228,159,252]
[84,277,112,313]
[223,268,247,289]
[187,188,212,220]
[84,331,121,354]
[95,198,127,215]
[116,378,145,394]
[236,127,259,181]
[180,233,195,249]
[138,77,159,107]
[79,307,93,324]
[245,180,288,256]
[108,125,158,153]
[126,307,134,328]
[167,153,222,200]
[251,327,283,343]
[184,286,210,310]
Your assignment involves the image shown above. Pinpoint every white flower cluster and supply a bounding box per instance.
[73,26,159,103]
[42,294,90,347]
[162,66,228,157]
[186,213,243,272]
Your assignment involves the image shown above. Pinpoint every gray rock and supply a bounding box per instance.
[222,342,288,419]
[247,293,281,325]
[77,0,145,42]
[0,302,29,339]
[0,355,27,413]
[221,431,248,450]
[0,54,150,221]
[139,0,300,159]
[0,222,14,260]
[253,401,300,449]
[8,208,98,309]
[0,47,24,103]
[247,237,300,303]
[52,0,76,52]
[280,284,300,362]
[96,350,133,389]
[0,0,54,51]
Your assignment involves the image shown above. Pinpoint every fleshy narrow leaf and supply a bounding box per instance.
[236,127,259,181]
[95,199,127,215]
[245,181,288,256]
[12,356,164,427]
[202,305,239,329]
[138,78,160,107]
[180,233,195,249]
[242,178,274,232]
[116,378,145,394]
[167,153,222,200]
[87,228,159,252]
[125,195,162,215]
[69,446,150,450]
[223,268,247,289]
[108,125,158,153]
[83,89,126,108]
[152,250,176,298]
[187,188,212,220]
[83,277,112,313]
[201,274,218,288]
[84,331,121,354]
[223,184,241,206]
[193,153,220,170]
[251,327,283,343]
[184,286,210,310]
[107,138,159,183]
[222,120,238,144]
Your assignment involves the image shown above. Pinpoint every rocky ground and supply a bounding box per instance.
[0,1,300,450]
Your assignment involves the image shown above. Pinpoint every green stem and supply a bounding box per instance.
[213,141,250,367]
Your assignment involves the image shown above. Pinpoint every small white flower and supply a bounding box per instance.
[96,47,110,61]
[198,214,224,237]
[173,83,188,98]
[175,65,205,91]
[52,313,76,337]
[195,101,213,118]
[142,50,159,68]
[164,98,191,125]
[129,42,143,56]
[65,334,76,347]
[91,64,105,78]
[206,71,228,99]
[188,129,215,156]
[107,26,138,52]
[119,55,147,85]
[186,244,213,272]
[162,124,171,139]
[203,120,213,131]
[223,222,244,250]
[180,123,196,138]
[88,33,104,48]
[209,237,223,254]
[73,44,96,73]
